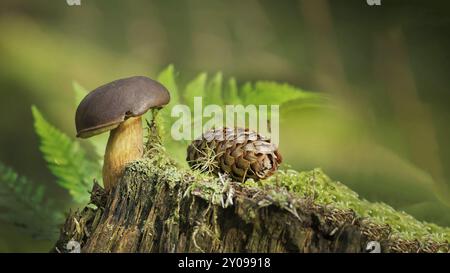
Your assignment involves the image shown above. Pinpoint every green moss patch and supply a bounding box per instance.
[141,139,450,252]
[245,168,450,245]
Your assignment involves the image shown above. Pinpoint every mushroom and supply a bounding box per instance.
[75,76,170,191]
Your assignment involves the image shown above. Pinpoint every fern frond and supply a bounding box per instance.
[223,77,241,104]
[240,81,323,105]
[0,162,63,240]
[204,72,223,105]
[148,65,191,163]
[154,66,328,165]
[184,72,207,109]
[32,105,100,204]
[152,65,181,143]
[180,70,325,109]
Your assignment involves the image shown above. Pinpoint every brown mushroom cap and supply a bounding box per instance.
[76,76,170,138]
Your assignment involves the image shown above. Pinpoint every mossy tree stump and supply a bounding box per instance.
[53,151,449,253]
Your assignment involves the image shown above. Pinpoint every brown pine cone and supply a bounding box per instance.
[187,127,282,182]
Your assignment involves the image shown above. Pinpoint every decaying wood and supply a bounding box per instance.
[53,155,447,253]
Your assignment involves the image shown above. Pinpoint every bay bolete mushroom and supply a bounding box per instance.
[75,76,170,191]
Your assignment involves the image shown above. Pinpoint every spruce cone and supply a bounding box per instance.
[187,127,282,182]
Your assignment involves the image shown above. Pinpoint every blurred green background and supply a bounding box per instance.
[1,0,450,252]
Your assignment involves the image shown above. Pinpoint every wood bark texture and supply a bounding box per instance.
[54,158,444,253]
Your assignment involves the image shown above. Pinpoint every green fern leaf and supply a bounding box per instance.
[151,65,181,143]
[223,77,241,105]
[241,81,323,105]
[0,162,63,240]
[151,66,327,165]
[184,72,207,109]
[240,82,254,105]
[204,72,223,105]
[157,64,180,106]
[32,105,100,204]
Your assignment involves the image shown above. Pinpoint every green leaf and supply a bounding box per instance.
[223,77,241,104]
[280,96,332,116]
[241,81,323,106]
[184,72,207,109]
[0,162,63,240]
[151,65,181,142]
[204,72,223,105]
[150,66,327,166]
[240,82,254,104]
[157,64,180,105]
[32,105,100,204]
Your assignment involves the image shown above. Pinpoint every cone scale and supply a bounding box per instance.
[187,127,282,182]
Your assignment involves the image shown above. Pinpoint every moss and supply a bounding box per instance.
[140,140,182,190]
[244,168,450,244]
[57,143,449,252]
[184,171,230,207]
[139,134,449,250]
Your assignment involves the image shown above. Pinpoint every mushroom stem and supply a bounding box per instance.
[103,116,143,191]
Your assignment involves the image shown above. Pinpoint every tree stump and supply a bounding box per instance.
[53,154,448,253]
